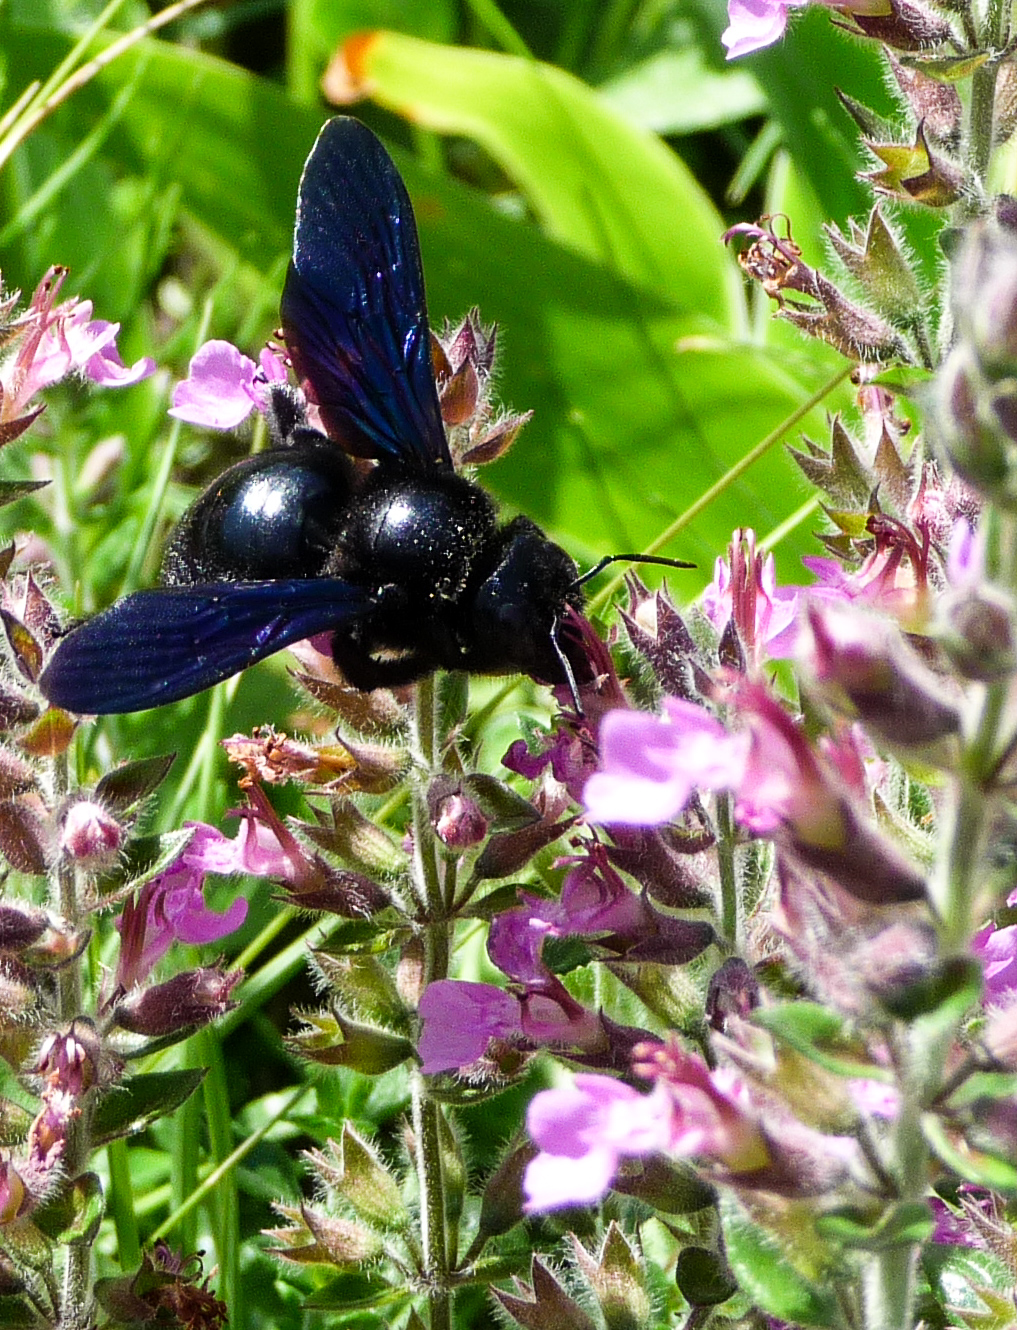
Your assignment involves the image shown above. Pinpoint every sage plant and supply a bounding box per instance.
[9,0,1017,1325]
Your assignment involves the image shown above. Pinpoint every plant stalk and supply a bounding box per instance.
[410,676,452,1328]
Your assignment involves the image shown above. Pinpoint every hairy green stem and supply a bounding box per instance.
[410,676,452,1328]
[715,793,739,947]
[968,61,1000,197]
[863,1242,918,1330]
[50,745,93,1327]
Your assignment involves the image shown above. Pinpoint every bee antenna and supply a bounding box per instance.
[573,552,695,590]
[550,616,584,717]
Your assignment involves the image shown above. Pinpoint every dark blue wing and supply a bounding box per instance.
[280,116,451,472]
[39,580,372,715]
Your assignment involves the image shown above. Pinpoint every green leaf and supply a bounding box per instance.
[922,1242,1015,1317]
[316,916,411,955]
[720,1196,840,1327]
[0,1296,36,1327]
[922,1113,1017,1193]
[0,481,49,509]
[598,48,765,134]
[543,935,595,975]
[95,752,176,812]
[33,1171,103,1245]
[91,1069,207,1146]
[305,1270,408,1311]
[752,1002,879,1078]
[815,1202,934,1251]
[335,30,739,319]
[942,1070,1017,1108]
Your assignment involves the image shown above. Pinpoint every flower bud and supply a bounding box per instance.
[841,0,953,50]
[0,748,36,798]
[59,798,123,867]
[112,967,242,1037]
[934,348,1017,496]
[940,587,1016,681]
[953,216,1017,375]
[276,863,390,916]
[0,905,47,952]
[476,1138,538,1240]
[36,1021,100,1095]
[802,599,960,749]
[433,792,488,849]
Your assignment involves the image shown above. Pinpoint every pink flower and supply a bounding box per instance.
[701,529,799,665]
[114,822,253,990]
[722,0,808,58]
[524,1043,772,1211]
[634,1041,768,1169]
[416,976,604,1074]
[524,1075,677,1210]
[36,302,155,388]
[583,697,749,826]
[0,267,154,443]
[169,340,286,428]
[417,980,523,1074]
[802,513,932,625]
[974,923,1017,1003]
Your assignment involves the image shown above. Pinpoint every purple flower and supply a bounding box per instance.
[417,980,523,1074]
[583,697,749,826]
[416,975,603,1074]
[524,1075,677,1210]
[976,922,1017,1003]
[722,0,808,58]
[488,898,556,985]
[169,340,286,428]
[114,822,252,990]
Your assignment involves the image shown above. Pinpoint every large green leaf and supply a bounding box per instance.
[329,29,742,320]
[721,1195,841,1327]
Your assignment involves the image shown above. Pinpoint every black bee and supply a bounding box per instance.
[40,118,682,716]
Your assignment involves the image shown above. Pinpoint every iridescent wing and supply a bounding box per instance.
[280,116,451,471]
[39,579,372,714]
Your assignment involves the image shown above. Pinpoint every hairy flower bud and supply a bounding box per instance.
[953,216,1017,376]
[59,798,123,867]
[112,967,242,1037]
[941,586,1016,681]
[802,599,961,749]
[934,347,1017,497]
[36,1021,100,1096]
[432,791,488,849]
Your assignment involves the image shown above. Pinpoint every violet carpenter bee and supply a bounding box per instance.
[40,118,686,715]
